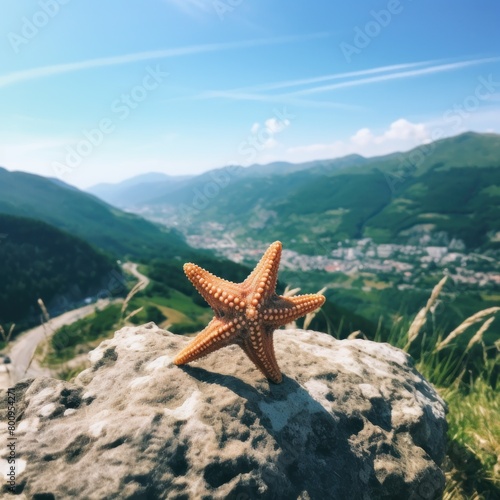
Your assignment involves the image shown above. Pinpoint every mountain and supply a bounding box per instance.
[87,172,191,208]
[126,132,500,251]
[0,214,119,328]
[0,168,190,259]
[239,154,367,178]
[48,177,81,192]
[85,156,368,209]
[91,172,173,192]
[0,169,281,333]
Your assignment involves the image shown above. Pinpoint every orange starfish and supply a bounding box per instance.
[173,241,325,383]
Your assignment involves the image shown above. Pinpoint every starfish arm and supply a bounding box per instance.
[183,263,244,313]
[241,328,282,383]
[173,317,239,365]
[243,241,282,304]
[262,294,326,326]
[174,241,326,384]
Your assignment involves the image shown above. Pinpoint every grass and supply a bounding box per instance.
[0,323,15,349]
[442,379,500,499]
[126,291,212,331]
[37,270,500,496]
[363,278,500,499]
[43,285,211,369]
[45,304,122,364]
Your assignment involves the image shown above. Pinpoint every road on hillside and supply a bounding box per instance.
[0,299,113,387]
[122,262,150,289]
[0,262,149,389]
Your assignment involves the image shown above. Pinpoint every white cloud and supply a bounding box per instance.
[368,118,430,145]
[248,122,277,150]
[350,128,374,146]
[249,114,292,151]
[265,117,289,133]
[288,118,431,161]
[262,138,278,150]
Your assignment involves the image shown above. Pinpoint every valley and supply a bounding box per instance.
[1,133,499,499]
[101,133,500,255]
[3,6,499,496]
[101,133,500,335]
[178,224,500,292]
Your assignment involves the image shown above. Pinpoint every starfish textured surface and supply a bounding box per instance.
[173,241,326,383]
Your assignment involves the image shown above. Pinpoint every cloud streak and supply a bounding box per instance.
[223,60,439,94]
[288,57,500,96]
[194,90,364,110]
[196,57,500,104]
[0,33,329,89]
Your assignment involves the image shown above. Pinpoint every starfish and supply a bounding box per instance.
[173,241,325,383]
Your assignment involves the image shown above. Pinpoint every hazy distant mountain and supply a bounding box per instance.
[91,172,173,191]
[85,156,368,209]
[87,172,191,208]
[0,168,191,259]
[135,132,500,251]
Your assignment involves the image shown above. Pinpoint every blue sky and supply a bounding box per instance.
[0,0,499,188]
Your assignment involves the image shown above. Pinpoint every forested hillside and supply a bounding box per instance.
[0,214,119,328]
[117,132,500,252]
[0,167,190,259]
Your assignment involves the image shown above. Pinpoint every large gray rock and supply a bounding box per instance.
[0,324,447,499]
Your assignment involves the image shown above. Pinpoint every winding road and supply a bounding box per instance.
[0,263,148,389]
[122,262,150,290]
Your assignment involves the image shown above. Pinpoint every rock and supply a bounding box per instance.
[0,324,447,499]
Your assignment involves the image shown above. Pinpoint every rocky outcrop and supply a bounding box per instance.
[0,324,447,499]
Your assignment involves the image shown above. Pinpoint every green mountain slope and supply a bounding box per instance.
[0,167,190,259]
[85,155,368,209]
[138,132,500,251]
[0,170,281,332]
[0,214,119,328]
[365,166,500,247]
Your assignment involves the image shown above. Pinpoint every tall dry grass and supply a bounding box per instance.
[400,277,500,498]
[282,285,327,330]
[436,307,500,352]
[404,275,447,351]
[120,280,147,323]
[0,323,15,345]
